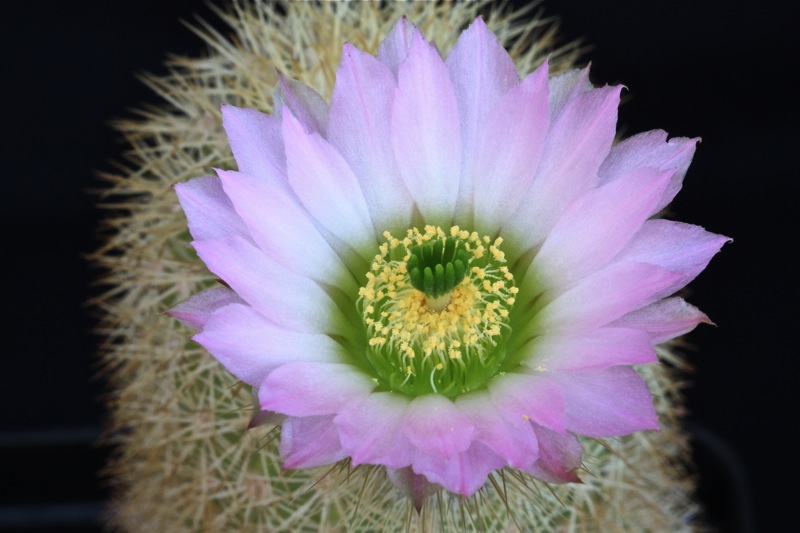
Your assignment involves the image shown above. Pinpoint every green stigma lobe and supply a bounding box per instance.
[408,237,470,298]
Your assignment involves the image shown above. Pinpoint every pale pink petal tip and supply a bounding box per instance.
[220,104,285,180]
[377,16,418,76]
[614,297,714,344]
[386,467,442,513]
[167,287,243,331]
[174,176,250,242]
[273,71,329,135]
[279,415,347,469]
[526,424,583,484]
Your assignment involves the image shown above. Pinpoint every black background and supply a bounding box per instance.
[2,1,795,531]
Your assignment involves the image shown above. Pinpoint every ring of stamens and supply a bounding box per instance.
[358,225,517,397]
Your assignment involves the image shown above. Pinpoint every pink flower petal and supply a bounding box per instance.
[456,391,539,469]
[446,17,519,129]
[508,83,622,250]
[273,72,329,136]
[193,303,339,387]
[401,394,475,459]
[192,235,341,333]
[446,17,519,220]
[554,367,659,437]
[334,392,413,468]
[614,219,731,302]
[537,262,682,333]
[376,17,417,77]
[599,130,700,213]
[612,297,712,344]
[620,220,729,271]
[391,30,462,223]
[174,176,251,242]
[216,169,355,290]
[283,109,376,249]
[525,423,582,484]
[547,66,591,118]
[168,287,244,331]
[531,167,673,291]
[488,373,566,434]
[280,415,347,469]
[386,467,441,513]
[259,362,374,417]
[473,62,551,229]
[221,104,285,181]
[523,327,657,372]
[412,442,506,497]
[327,43,413,228]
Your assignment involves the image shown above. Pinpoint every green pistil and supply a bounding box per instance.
[407,237,470,299]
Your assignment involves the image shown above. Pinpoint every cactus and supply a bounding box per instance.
[93,1,700,531]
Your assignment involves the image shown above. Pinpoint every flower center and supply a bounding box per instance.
[358,225,517,397]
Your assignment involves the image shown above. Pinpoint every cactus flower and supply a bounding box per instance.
[170,17,727,499]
